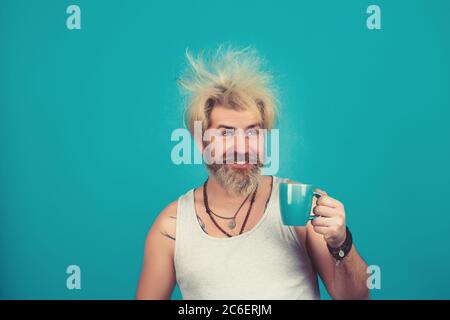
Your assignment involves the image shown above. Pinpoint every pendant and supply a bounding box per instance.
[228,219,236,229]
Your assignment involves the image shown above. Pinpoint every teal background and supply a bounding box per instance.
[1,0,449,299]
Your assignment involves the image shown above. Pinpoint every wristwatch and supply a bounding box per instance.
[326,226,353,265]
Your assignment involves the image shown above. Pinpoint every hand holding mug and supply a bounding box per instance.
[311,188,347,248]
[279,182,347,248]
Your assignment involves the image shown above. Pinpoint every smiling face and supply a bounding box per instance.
[203,105,265,196]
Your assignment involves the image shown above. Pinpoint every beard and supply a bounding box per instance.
[206,152,263,197]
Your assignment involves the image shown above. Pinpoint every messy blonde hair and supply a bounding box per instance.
[177,44,278,133]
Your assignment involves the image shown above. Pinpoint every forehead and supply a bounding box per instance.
[209,105,261,128]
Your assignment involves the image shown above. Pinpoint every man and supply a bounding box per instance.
[136,45,369,300]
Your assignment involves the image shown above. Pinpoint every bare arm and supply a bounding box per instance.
[136,201,178,300]
[304,221,369,300]
[288,179,369,300]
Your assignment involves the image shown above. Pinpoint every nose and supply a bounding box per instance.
[234,135,249,155]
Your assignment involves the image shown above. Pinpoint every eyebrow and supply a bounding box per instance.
[216,123,262,130]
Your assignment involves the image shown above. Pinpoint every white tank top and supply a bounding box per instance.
[174,176,320,299]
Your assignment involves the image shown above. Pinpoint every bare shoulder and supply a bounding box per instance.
[159,200,178,221]
[147,200,178,244]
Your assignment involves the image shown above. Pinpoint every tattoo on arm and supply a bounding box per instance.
[197,215,208,234]
[160,231,175,241]
[159,215,177,240]
[159,215,206,239]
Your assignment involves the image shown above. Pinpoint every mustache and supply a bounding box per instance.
[220,152,260,164]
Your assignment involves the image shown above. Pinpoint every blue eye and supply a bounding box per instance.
[246,128,258,136]
[222,129,234,136]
